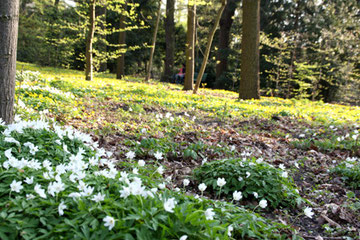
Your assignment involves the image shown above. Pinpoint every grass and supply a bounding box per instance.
[17,62,360,125]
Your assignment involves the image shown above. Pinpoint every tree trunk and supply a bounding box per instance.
[116,4,127,79]
[55,0,60,7]
[85,0,96,81]
[239,0,260,99]
[287,2,301,99]
[216,0,240,83]
[0,0,20,124]
[193,0,226,94]
[161,0,175,82]
[97,0,107,72]
[184,3,196,90]
[145,1,162,81]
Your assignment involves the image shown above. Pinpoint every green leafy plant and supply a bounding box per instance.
[193,158,302,208]
[0,120,301,239]
[332,157,360,189]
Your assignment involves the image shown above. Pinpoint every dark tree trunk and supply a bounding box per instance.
[216,0,240,83]
[85,0,96,81]
[97,0,107,72]
[239,0,260,99]
[184,3,196,90]
[55,0,60,7]
[161,0,175,82]
[0,0,20,124]
[145,1,162,81]
[287,1,301,98]
[116,5,127,79]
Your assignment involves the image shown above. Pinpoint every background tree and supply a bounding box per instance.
[85,0,96,81]
[193,0,226,94]
[161,0,175,82]
[116,3,127,79]
[145,1,162,81]
[96,0,108,72]
[239,0,260,99]
[184,2,196,90]
[0,0,20,124]
[215,0,240,88]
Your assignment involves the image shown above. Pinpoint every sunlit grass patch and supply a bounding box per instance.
[16,62,360,127]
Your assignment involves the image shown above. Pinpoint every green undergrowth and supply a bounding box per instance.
[194,158,303,208]
[0,121,299,239]
[332,157,360,189]
[290,126,359,153]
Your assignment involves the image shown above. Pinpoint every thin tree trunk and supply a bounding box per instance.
[97,0,107,72]
[55,0,60,7]
[215,0,240,83]
[116,3,127,79]
[239,0,260,100]
[287,2,300,98]
[161,0,175,82]
[85,0,96,81]
[184,3,196,90]
[0,0,20,124]
[193,0,226,94]
[145,1,162,81]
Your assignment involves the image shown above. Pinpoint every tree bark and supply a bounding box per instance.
[161,0,175,82]
[55,0,60,7]
[216,0,240,82]
[0,0,20,124]
[85,0,96,81]
[239,0,260,99]
[97,0,107,72]
[184,3,196,90]
[116,4,127,79]
[145,1,162,81]
[193,0,227,94]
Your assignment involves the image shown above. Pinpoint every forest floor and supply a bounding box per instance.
[15,62,360,239]
[71,101,360,239]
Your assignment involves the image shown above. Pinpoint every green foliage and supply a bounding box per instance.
[0,121,298,239]
[291,127,359,152]
[193,158,302,208]
[333,157,360,189]
[137,138,177,157]
[15,70,81,120]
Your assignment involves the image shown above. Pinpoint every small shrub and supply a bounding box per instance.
[333,157,360,189]
[193,158,302,208]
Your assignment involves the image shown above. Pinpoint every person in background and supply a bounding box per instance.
[175,64,186,84]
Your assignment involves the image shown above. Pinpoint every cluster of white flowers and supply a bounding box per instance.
[19,84,75,99]
[1,120,147,231]
[336,129,359,142]
[1,118,290,234]
[2,119,189,232]
[344,157,359,168]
